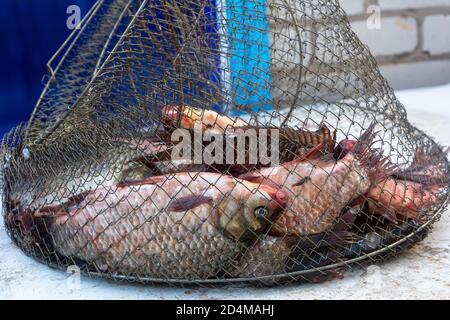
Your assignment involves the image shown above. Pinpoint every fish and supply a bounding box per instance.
[156,107,337,175]
[239,123,395,236]
[162,105,335,157]
[393,149,449,186]
[363,178,441,222]
[162,105,248,134]
[348,148,447,222]
[162,106,334,147]
[12,172,287,279]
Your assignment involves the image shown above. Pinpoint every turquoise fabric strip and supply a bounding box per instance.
[225,0,272,115]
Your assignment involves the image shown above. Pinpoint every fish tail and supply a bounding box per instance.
[5,200,55,255]
[6,201,34,234]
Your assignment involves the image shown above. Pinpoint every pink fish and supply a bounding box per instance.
[240,123,395,236]
[14,172,286,279]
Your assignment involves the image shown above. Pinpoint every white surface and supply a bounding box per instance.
[1,84,450,300]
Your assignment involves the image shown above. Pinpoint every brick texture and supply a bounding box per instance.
[350,17,418,56]
[337,0,450,89]
[339,0,365,15]
[423,15,450,55]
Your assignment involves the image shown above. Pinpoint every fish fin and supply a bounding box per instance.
[283,204,361,274]
[394,166,448,187]
[285,237,348,274]
[118,176,166,188]
[318,123,334,144]
[168,195,214,212]
[353,123,399,184]
[284,230,357,252]
[394,171,444,186]
[328,129,338,154]
[369,157,400,185]
[239,171,263,183]
[280,124,331,146]
[353,121,378,157]
[292,176,311,187]
[288,142,328,164]
[34,193,89,219]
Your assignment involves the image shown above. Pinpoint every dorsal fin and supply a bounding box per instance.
[287,142,327,165]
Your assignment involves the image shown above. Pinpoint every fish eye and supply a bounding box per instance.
[254,207,268,218]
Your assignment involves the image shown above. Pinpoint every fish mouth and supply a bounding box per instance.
[261,185,287,209]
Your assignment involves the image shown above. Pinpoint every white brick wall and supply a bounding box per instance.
[423,15,450,55]
[350,17,418,56]
[338,0,450,89]
[338,0,365,15]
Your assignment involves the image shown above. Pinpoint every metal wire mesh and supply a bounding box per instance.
[1,0,449,287]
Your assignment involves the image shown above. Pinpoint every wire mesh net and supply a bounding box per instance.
[1,0,449,286]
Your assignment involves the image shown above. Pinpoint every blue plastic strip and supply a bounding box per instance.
[225,0,272,115]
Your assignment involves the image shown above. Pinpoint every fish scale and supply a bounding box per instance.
[37,172,286,279]
[239,125,391,237]
[274,158,370,235]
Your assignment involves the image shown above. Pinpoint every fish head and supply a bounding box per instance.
[217,180,287,243]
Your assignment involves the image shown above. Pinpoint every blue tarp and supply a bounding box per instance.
[0,0,96,136]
